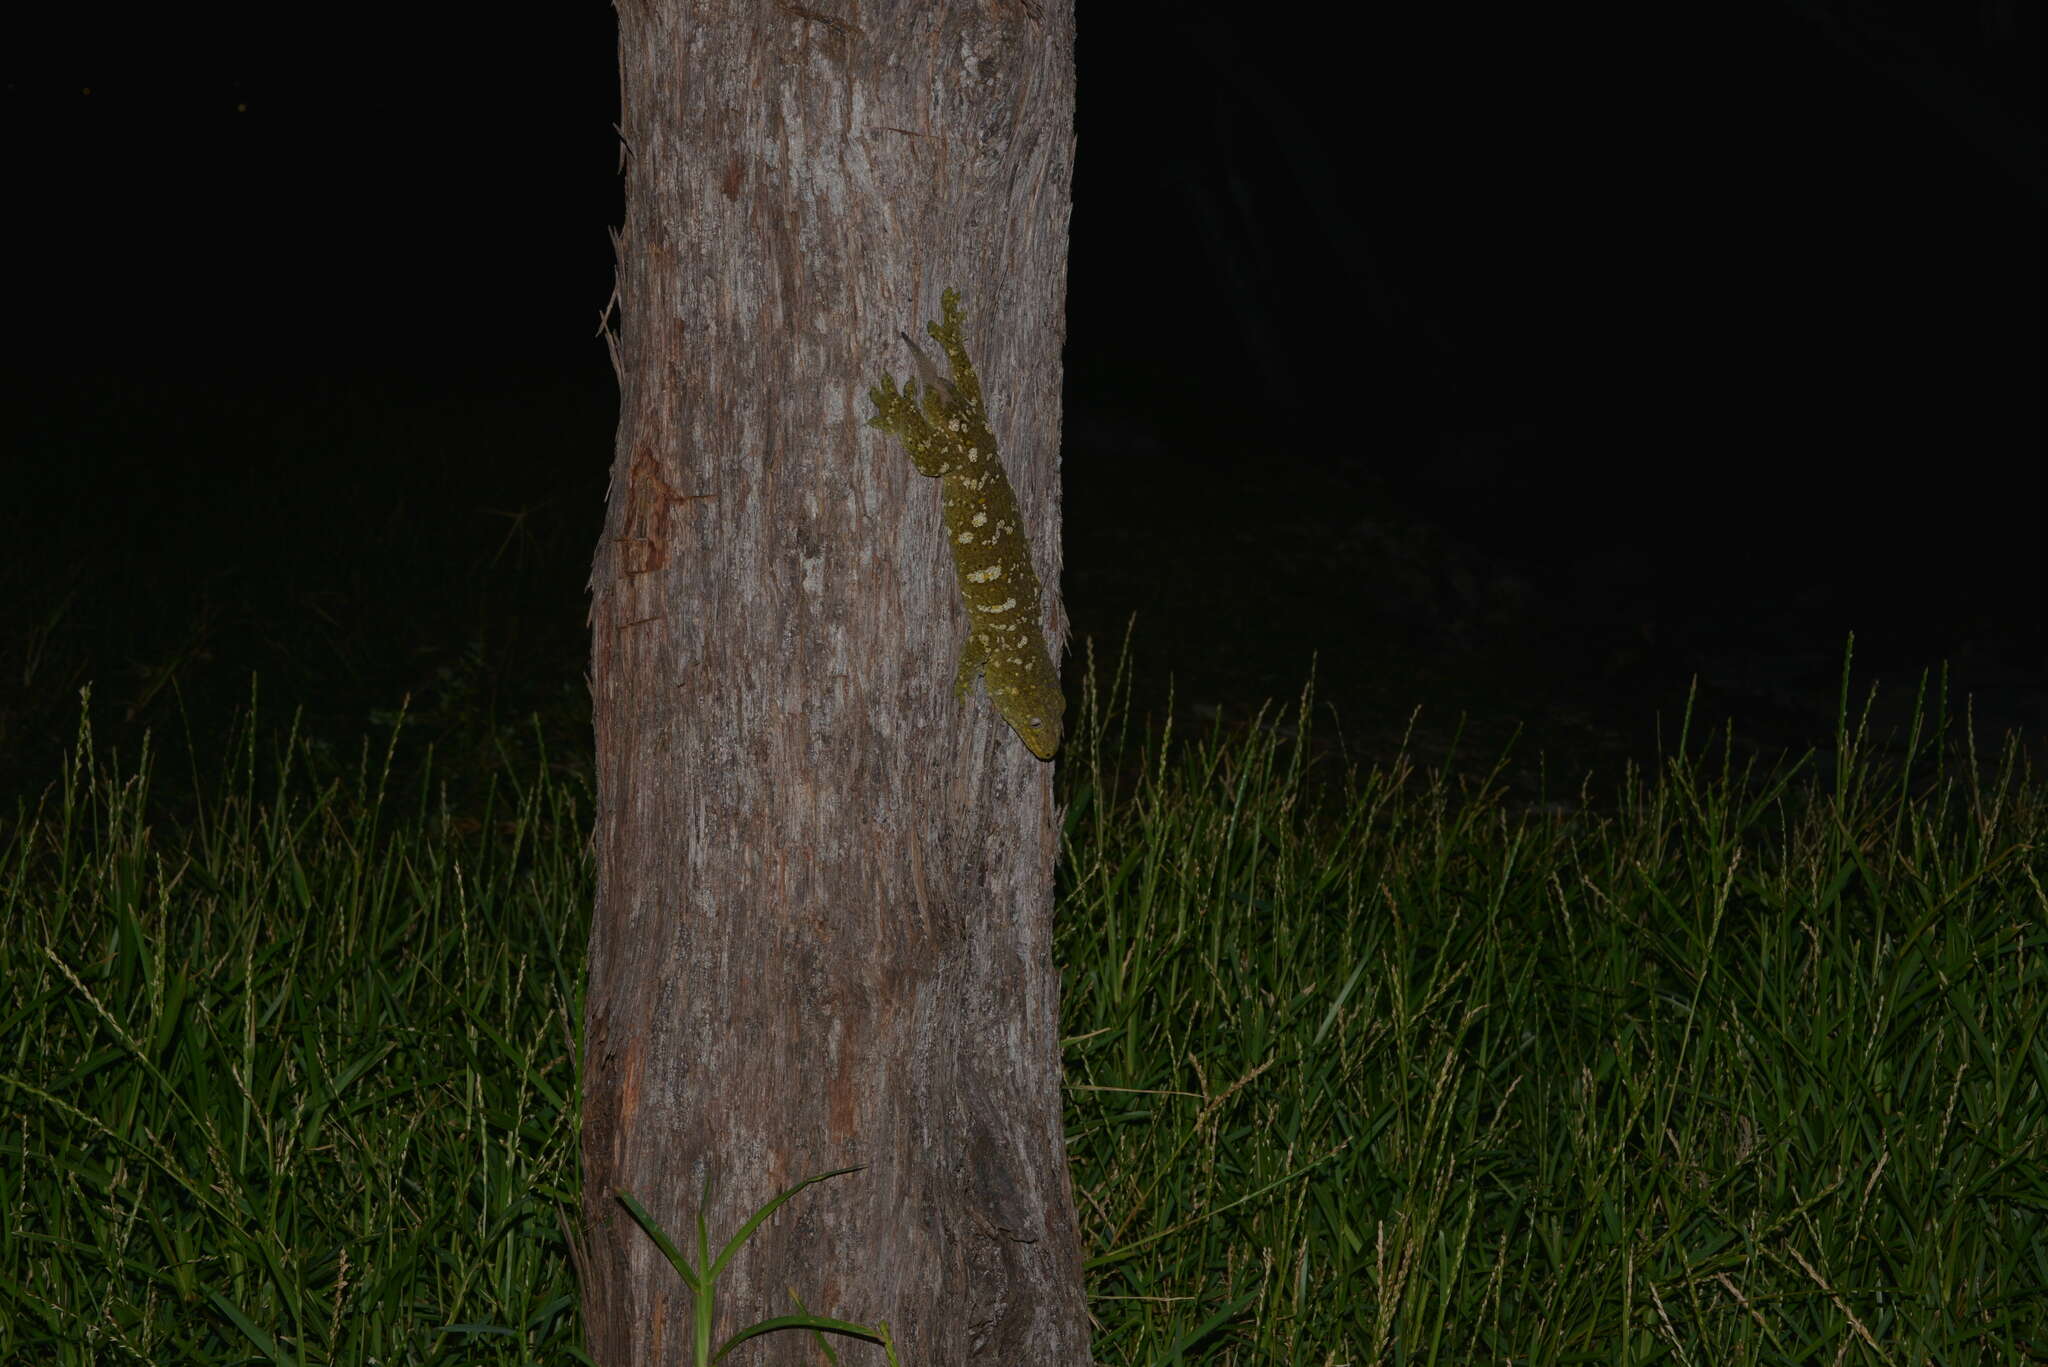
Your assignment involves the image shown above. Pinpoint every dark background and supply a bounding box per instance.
[7,1,2045,813]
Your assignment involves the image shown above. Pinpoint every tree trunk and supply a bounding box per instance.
[580,3,1085,1365]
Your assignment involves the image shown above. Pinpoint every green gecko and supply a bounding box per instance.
[868,289,1063,760]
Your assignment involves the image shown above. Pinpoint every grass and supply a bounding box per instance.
[1060,644,2048,1363]
[613,1173,903,1366]
[1,698,591,1364]
[4,647,2046,1363]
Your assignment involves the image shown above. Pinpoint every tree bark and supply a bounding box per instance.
[580,3,1085,1364]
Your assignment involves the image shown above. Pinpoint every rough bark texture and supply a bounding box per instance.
[580,3,1084,1364]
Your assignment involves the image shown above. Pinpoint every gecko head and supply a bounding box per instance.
[1012,706,1064,761]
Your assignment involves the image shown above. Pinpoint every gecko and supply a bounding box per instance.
[868,289,1064,760]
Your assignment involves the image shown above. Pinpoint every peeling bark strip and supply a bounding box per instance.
[582,3,1087,1365]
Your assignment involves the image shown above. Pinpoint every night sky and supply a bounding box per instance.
[8,2,2046,801]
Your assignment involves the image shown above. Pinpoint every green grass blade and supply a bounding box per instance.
[205,1289,294,1365]
[706,1166,864,1283]
[613,1189,702,1295]
[712,1312,886,1363]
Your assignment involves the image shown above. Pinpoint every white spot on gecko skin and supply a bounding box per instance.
[956,531,975,543]
[971,511,988,527]
[966,565,1004,583]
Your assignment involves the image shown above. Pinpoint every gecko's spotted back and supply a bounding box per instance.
[868,290,1064,759]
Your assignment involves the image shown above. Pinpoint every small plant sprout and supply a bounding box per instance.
[614,1167,903,1366]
